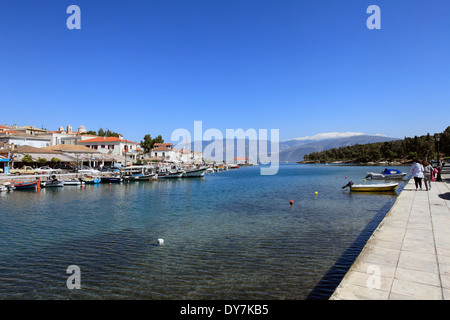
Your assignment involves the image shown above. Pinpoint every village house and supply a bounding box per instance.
[77,135,141,163]
[147,143,203,164]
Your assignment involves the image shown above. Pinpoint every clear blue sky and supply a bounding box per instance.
[1,0,449,143]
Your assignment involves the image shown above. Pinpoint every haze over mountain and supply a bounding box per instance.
[175,132,399,163]
[278,133,400,162]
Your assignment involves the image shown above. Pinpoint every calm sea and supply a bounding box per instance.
[0,164,408,299]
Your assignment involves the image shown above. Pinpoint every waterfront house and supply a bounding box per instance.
[77,136,140,164]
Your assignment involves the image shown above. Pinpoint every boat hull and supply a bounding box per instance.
[350,183,398,192]
[366,173,407,180]
[183,168,207,177]
[11,180,40,190]
[42,180,64,187]
[101,177,123,183]
[156,172,183,179]
[124,174,155,181]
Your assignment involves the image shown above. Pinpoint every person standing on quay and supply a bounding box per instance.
[411,159,424,190]
[423,160,433,191]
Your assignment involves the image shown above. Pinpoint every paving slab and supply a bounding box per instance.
[330,165,450,300]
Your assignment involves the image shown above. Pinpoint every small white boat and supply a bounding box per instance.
[63,179,83,186]
[182,167,208,178]
[157,165,184,179]
[2,182,15,191]
[342,181,399,192]
[366,168,407,180]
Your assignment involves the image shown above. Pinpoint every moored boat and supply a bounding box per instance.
[63,179,83,186]
[122,165,156,181]
[81,176,101,184]
[365,168,407,180]
[182,167,208,178]
[101,177,123,183]
[342,181,399,192]
[41,176,64,188]
[156,165,184,179]
[10,180,40,190]
[1,182,15,191]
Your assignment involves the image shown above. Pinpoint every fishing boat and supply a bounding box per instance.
[342,181,399,192]
[10,180,40,190]
[41,175,64,188]
[365,168,407,180]
[63,179,83,186]
[182,166,208,178]
[156,166,184,179]
[122,165,156,181]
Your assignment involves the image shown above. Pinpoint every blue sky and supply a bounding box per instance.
[1,0,449,143]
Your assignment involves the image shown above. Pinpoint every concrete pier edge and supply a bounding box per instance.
[330,166,450,300]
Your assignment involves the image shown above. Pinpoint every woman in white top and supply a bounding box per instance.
[410,159,424,190]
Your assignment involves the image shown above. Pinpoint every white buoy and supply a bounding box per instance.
[157,238,164,246]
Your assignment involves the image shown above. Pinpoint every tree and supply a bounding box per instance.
[140,134,154,153]
[98,128,105,137]
[22,154,33,166]
[82,130,97,135]
[37,157,47,167]
[51,157,61,165]
[140,134,165,153]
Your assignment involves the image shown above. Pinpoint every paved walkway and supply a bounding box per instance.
[330,166,450,300]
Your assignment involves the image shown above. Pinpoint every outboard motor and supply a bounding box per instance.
[342,181,354,189]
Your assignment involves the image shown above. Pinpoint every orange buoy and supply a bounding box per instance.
[290,200,294,205]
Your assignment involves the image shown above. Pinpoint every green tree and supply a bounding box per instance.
[140,134,154,153]
[140,134,165,153]
[82,130,97,135]
[98,128,105,137]
[22,154,33,165]
[37,157,47,167]
[51,157,61,165]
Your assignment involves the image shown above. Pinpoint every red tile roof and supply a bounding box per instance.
[152,147,171,151]
[154,143,173,146]
[78,137,138,144]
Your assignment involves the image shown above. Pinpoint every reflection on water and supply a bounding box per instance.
[0,164,407,299]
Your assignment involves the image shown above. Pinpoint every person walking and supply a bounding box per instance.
[411,159,424,190]
[423,160,433,191]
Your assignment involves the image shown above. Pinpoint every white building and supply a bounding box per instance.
[77,136,141,161]
[149,143,202,164]
[0,131,51,148]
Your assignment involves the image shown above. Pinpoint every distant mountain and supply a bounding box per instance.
[173,133,399,163]
[278,134,400,162]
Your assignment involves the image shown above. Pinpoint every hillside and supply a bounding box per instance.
[278,135,400,162]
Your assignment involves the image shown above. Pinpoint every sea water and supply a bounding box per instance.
[0,164,408,299]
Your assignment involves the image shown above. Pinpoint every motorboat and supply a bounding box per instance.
[124,173,156,181]
[41,175,64,188]
[122,165,156,181]
[365,168,407,180]
[101,176,123,183]
[63,179,83,186]
[342,181,399,192]
[1,182,15,191]
[156,165,184,179]
[182,166,208,178]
